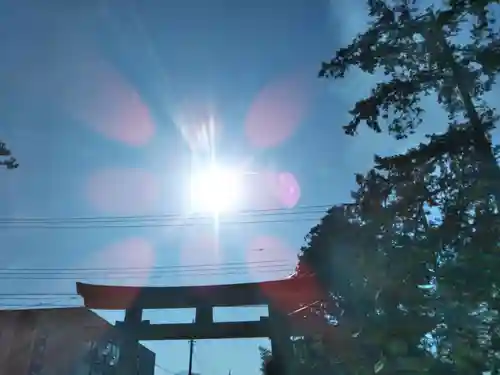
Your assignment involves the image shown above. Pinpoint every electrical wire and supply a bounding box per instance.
[0,216,322,229]
[0,273,295,290]
[0,265,297,307]
[0,205,333,229]
[0,204,333,223]
[0,258,290,272]
[0,264,297,307]
[0,259,296,278]
[155,363,177,375]
[0,252,302,306]
[0,266,295,280]
[0,259,298,299]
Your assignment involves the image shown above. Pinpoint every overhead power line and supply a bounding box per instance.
[0,259,302,306]
[0,258,291,272]
[0,265,295,280]
[0,204,333,223]
[0,204,334,229]
[0,292,78,297]
[155,364,177,375]
[0,260,297,294]
[0,216,322,230]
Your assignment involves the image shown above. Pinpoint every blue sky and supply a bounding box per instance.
[2,1,494,375]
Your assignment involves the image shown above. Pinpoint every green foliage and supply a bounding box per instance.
[293,0,500,373]
[0,141,18,169]
[319,0,499,140]
[296,137,500,372]
[297,178,439,373]
[259,346,272,375]
[259,338,340,375]
[319,0,500,203]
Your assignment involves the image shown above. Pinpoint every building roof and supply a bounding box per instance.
[0,307,112,330]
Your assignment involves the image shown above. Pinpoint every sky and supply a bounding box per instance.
[2,1,499,375]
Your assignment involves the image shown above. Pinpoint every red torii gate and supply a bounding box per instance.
[76,277,326,375]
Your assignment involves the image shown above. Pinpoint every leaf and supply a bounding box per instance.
[374,358,385,373]
[352,330,361,338]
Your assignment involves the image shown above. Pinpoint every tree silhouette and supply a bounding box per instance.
[296,138,500,372]
[259,346,272,375]
[0,141,18,169]
[319,0,500,200]
[295,0,500,373]
[259,339,334,375]
[297,181,439,373]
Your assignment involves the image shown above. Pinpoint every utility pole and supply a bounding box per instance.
[188,338,195,375]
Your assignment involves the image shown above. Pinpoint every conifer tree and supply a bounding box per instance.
[319,0,500,200]
[295,0,500,372]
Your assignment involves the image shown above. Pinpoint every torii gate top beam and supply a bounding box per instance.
[76,277,320,310]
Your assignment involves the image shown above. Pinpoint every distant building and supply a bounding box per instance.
[0,307,155,375]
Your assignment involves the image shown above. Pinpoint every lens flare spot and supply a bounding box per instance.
[246,171,301,210]
[245,236,295,281]
[245,236,324,314]
[87,237,155,290]
[85,168,160,215]
[61,56,155,147]
[245,71,312,149]
[274,172,301,209]
[179,231,222,285]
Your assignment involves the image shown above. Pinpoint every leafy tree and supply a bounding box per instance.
[319,0,500,200]
[426,143,500,373]
[259,338,335,375]
[296,165,441,373]
[0,141,18,169]
[308,0,500,372]
[364,131,500,373]
[259,346,272,375]
[295,138,500,373]
[291,1,500,373]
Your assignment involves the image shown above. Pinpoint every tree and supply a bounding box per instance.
[292,1,500,373]
[259,339,335,375]
[296,166,441,373]
[312,1,500,370]
[295,137,500,373]
[259,346,272,375]
[0,141,18,169]
[319,0,500,200]
[426,143,500,373]
[366,132,500,373]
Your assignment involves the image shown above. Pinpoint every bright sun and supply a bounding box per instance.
[190,164,242,214]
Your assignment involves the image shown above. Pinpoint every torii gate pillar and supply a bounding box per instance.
[118,306,143,375]
[269,306,294,375]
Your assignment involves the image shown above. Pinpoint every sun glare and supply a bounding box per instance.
[190,164,242,214]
